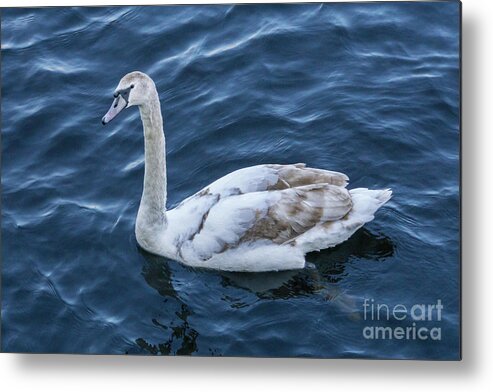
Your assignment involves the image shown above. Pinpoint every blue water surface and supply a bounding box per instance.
[1,2,460,358]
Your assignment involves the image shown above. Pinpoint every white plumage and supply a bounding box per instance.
[102,72,392,272]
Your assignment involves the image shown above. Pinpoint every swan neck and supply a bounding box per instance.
[138,93,167,227]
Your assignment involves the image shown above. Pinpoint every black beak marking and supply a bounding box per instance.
[103,85,134,126]
[114,86,133,106]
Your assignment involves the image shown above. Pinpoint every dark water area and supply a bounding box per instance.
[1,2,460,358]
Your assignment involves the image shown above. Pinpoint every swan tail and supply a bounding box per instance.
[348,188,392,221]
[292,188,392,254]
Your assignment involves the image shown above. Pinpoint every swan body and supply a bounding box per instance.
[102,72,392,272]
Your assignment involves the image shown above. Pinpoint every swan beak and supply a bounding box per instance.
[102,95,127,125]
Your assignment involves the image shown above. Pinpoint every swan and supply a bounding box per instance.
[102,71,392,272]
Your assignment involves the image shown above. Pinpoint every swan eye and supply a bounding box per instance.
[130,84,134,89]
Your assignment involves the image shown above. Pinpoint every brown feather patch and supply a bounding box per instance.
[237,184,351,246]
[266,164,349,190]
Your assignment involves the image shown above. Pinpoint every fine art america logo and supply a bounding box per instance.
[362,298,443,341]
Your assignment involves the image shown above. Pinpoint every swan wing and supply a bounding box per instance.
[176,183,352,264]
[176,163,349,207]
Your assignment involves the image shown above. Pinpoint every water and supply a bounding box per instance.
[1,2,460,358]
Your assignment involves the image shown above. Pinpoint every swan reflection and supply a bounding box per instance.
[220,228,394,296]
[135,228,394,355]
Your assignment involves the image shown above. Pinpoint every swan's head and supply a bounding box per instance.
[102,71,157,125]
